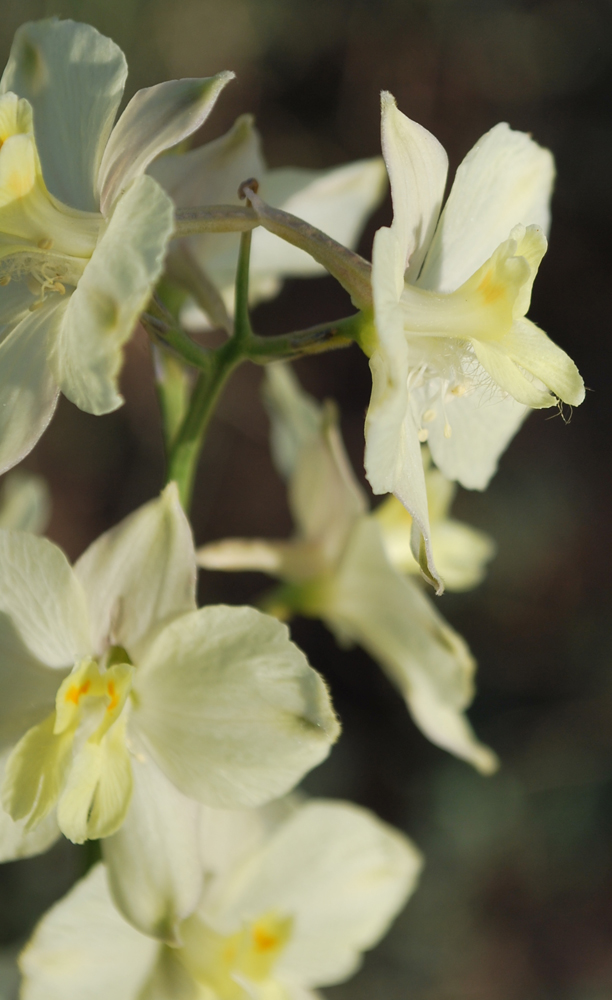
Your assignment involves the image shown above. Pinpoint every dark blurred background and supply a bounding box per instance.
[1,0,612,997]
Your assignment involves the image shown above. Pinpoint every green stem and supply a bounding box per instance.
[246,313,364,362]
[165,341,240,509]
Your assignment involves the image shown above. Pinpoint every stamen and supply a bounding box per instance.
[37,237,53,250]
[423,408,437,423]
[418,428,429,442]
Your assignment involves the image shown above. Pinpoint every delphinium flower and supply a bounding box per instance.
[0,17,235,472]
[149,112,387,320]
[0,484,339,940]
[198,364,497,774]
[20,796,422,1000]
[365,93,584,589]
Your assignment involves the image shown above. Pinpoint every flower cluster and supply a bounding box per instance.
[0,15,584,1000]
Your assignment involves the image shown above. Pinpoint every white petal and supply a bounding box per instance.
[0,470,51,534]
[49,175,174,415]
[197,538,290,575]
[132,605,339,808]
[204,800,422,988]
[327,517,498,774]
[1,19,127,212]
[20,863,159,1000]
[366,231,441,590]
[430,520,496,592]
[290,413,367,563]
[197,798,297,887]
[410,372,529,490]
[0,529,90,669]
[249,156,387,283]
[151,113,265,292]
[380,91,448,280]
[98,72,235,214]
[263,363,322,480]
[0,745,59,862]
[75,483,196,661]
[103,752,203,943]
[419,122,555,293]
[0,300,60,475]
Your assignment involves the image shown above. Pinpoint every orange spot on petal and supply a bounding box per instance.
[253,927,277,953]
[106,680,119,712]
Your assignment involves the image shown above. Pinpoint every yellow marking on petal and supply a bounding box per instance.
[64,679,91,705]
[477,269,505,306]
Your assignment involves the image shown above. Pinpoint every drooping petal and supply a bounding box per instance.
[0,300,60,475]
[132,605,340,809]
[366,227,442,591]
[103,752,203,943]
[204,800,422,988]
[98,72,235,214]
[326,517,498,774]
[418,122,555,293]
[410,371,529,490]
[1,19,127,212]
[266,365,366,558]
[263,363,322,480]
[248,156,387,285]
[0,746,59,862]
[19,863,159,1000]
[473,317,585,408]
[49,174,174,415]
[75,483,197,661]
[380,91,448,281]
[0,529,90,669]
[0,470,51,534]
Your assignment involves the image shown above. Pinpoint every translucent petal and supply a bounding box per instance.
[429,521,496,591]
[75,483,196,661]
[19,864,159,1000]
[1,19,127,212]
[2,713,73,829]
[151,113,265,289]
[204,800,422,987]
[103,752,203,943]
[0,470,51,534]
[98,72,235,213]
[483,317,585,407]
[263,363,322,480]
[49,174,174,415]
[327,517,498,773]
[0,299,60,475]
[0,745,59,862]
[419,122,555,293]
[380,91,448,280]
[0,529,90,668]
[249,156,387,281]
[366,230,442,590]
[471,338,557,408]
[410,371,528,490]
[132,606,339,808]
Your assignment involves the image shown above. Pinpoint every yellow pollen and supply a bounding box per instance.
[423,408,437,423]
[65,680,91,705]
[451,384,468,397]
[477,270,505,306]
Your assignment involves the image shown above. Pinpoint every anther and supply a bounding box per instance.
[423,408,437,423]
[443,421,452,439]
[418,428,429,442]
[37,237,53,250]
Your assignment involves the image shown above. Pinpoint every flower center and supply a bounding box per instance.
[180,911,293,999]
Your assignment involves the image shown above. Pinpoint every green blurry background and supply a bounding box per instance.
[1,0,612,997]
